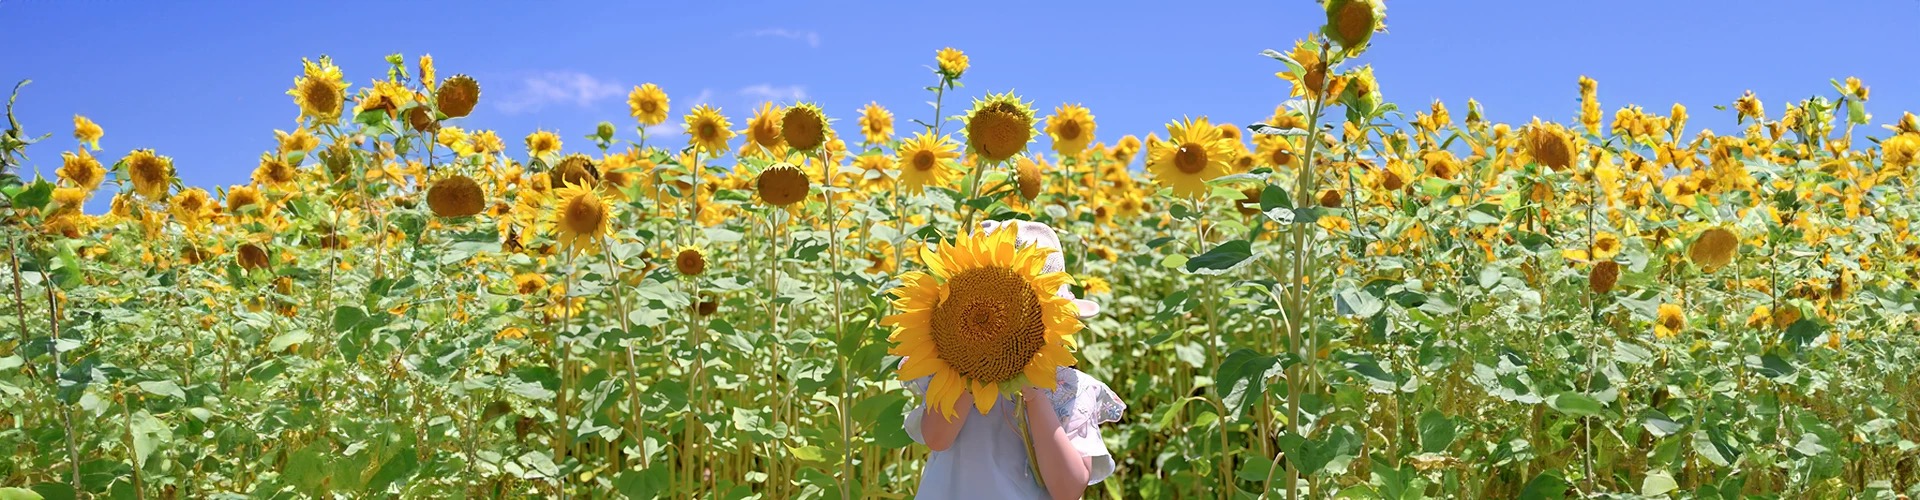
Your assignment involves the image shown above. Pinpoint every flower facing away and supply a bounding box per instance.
[881,225,1082,420]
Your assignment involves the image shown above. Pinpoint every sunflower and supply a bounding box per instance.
[1884,133,1920,168]
[1111,135,1143,166]
[514,273,549,295]
[551,154,599,188]
[355,80,415,119]
[859,102,894,145]
[782,103,830,154]
[628,83,670,126]
[288,56,348,124]
[1045,104,1096,156]
[1422,150,1461,180]
[237,243,270,271]
[1578,76,1602,135]
[936,47,968,79]
[253,154,297,187]
[1654,303,1685,339]
[756,163,811,208]
[1589,260,1619,294]
[1323,0,1385,55]
[58,150,105,192]
[427,175,486,218]
[962,92,1037,164]
[1276,41,1346,101]
[741,102,787,159]
[436,74,481,119]
[275,128,319,155]
[125,149,174,200]
[73,115,103,151]
[525,130,563,157]
[881,226,1081,419]
[1146,117,1237,199]
[50,188,88,216]
[1524,120,1576,171]
[1689,227,1739,272]
[686,104,735,155]
[169,188,212,231]
[225,185,264,216]
[1082,276,1112,296]
[1734,91,1764,123]
[471,130,505,155]
[896,132,963,191]
[675,246,706,277]
[1015,157,1043,201]
[548,182,609,255]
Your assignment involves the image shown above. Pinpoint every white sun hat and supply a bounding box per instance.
[977,219,1101,318]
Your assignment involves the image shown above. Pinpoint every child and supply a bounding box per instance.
[902,220,1126,500]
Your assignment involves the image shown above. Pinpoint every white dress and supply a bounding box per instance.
[903,366,1127,499]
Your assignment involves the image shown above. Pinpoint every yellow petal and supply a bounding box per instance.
[971,379,999,415]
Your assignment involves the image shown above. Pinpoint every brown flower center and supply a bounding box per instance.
[1174,144,1209,174]
[929,266,1044,383]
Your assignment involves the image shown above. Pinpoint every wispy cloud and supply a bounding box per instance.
[744,28,821,48]
[736,84,807,103]
[643,123,683,138]
[495,71,626,114]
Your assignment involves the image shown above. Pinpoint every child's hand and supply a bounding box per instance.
[1021,386,1050,404]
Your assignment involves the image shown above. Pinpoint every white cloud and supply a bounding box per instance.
[688,88,714,107]
[736,84,807,103]
[643,123,683,138]
[745,28,821,48]
[495,71,626,114]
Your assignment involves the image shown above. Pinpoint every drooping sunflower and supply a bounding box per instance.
[58,150,105,192]
[253,154,297,187]
[1015,156,1043,201]
[551,154,599,188]
[756,162,811,208]
[628,83,670,126]
[895,132,963,191]
[125,149,174,200]
[1589,260,1619,294]
[525,130,563,157]
[936,47,968,79]
[1524,119,1576,171]
[962,92,1037,164]
[1146,116,1237,199]
[73,115,103,151]
[225,185,264,216]
[881,225,1082,419]
[435,74,481,119]
[427,175,487,218]
[1689,227,1739,272]
[169,188,212,231]
[1276,41,1346,101]
[288,56,348,124]
[1045,104,1096,156]
[548,181,609,255]
[685,104,735,155]
[275,128,319,155]
[859,102,894,145]
[1323,0,1385,55]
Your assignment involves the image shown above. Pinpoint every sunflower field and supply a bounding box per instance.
[5,1,1920,498]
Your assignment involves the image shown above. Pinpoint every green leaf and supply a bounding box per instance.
[1517,471,1569,500]
[1641,409,1684,438]
[1547,392,1606,417]
[1215,349,1284,420]
[1417,411,1456,453]
[1336,288,1384,318]
[11,178,51,210]
[1185,239,1255,276]
[136,380,185,401]
[1641,471,1679,496]
[0,487,44,500]
[1274,425,1361,478]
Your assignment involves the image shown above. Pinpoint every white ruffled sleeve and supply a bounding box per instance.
[903,374,931,445]
[1047,367,1127,485]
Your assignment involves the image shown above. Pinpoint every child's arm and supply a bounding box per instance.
[919,389,970,451]
[1023,387,1092,500]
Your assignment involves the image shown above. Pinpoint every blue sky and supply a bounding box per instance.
[5,0,1919,213]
